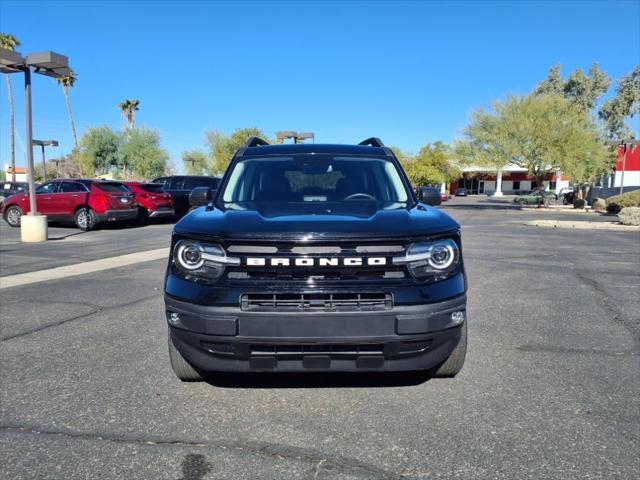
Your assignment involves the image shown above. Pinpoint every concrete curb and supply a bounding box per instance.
[525,220,640,231]
[0,247,170,289]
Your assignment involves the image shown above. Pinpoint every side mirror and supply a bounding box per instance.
[189,187,212,207]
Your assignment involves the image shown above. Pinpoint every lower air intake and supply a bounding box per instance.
[240,292,393,312]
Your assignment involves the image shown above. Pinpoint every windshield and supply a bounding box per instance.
[219,156,410,213]
[142,183,164,193]
[95,183,129,193]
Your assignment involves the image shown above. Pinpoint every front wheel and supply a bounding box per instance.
[517,199,526,206]
[5,205,23,227]
[75,208,98,231]
[432,322,467,378]
[168,333,203,382]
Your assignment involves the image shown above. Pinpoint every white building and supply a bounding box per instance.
[450,165,572,195]
[4,166,27,182]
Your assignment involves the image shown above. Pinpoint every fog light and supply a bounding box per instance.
[168,312,180,325]
[451,311,465,325]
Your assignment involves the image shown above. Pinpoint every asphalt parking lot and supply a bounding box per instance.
[1,196,639,479]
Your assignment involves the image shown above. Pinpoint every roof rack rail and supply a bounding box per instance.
[244,137,269,148]
[358,137,385,147]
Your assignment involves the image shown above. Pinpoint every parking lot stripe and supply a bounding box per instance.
[0,248,169,290]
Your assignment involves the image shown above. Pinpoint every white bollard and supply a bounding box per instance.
[21,214,48,243]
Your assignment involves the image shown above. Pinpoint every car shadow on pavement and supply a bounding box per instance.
[203,371,433,389]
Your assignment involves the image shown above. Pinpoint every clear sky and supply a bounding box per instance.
[1,0,639,171]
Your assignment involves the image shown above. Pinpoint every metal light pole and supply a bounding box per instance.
[275,131,315,144]
[33,140,59,181]
[48,159,63,178]
[0,48,72,242]
[23,67,38,216]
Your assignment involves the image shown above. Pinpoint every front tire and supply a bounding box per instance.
[75,207,98,231]
[5,205,23,227]
[432,322,467,378]
[168,333,203,382]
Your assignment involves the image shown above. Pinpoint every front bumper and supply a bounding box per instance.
[165,294,466,372]
[148,206,175,218]
[96,208,138,222]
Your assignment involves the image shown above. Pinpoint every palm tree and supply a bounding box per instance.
[55,70,79,149]
[0,33,20,181]
[118,99,140,129]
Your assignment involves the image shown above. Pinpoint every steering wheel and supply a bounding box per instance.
[344,193,376,201]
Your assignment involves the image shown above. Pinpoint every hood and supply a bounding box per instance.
[174,203,459,240]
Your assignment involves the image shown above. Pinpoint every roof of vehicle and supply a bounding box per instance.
[153,175,220,179]
[242,143,391,157]
[48,178,124,185]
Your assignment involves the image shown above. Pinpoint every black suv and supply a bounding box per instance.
[152,175,221,216]
[165,138,467,381]
[1,181,29,199]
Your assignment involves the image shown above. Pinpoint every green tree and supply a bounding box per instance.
[599,66,640,139]
[0,33,20,181]
[456,94,611,201]
[119,128,169,179]
[534,64,565,96]
[400,142,459,187]
[55,70,79,149]
[534,63,611,112]
[118,99,140,129]
[205,127,266,174]
[76,126,121,176]
[182,150,208,175]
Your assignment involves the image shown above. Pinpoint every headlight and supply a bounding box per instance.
[393,239,460,280]
[173,240,239,281]
[175,242,205,270]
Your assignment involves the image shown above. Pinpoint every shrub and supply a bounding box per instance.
[573,199,586,209]
[618,207,640,226]
[593,198,606,212]
[606,189,640,213]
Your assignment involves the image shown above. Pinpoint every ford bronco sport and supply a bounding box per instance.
[165,137,467,381]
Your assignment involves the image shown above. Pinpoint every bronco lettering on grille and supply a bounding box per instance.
[245,257,387,267]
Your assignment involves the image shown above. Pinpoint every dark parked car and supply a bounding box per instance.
[455,188,468,196]
[560,191,575,205]
[165,137,467,381]
[514,189,554,206]
[416,186,442,206]
[152,175,221,216]
[2,179,136,230]
[1,181,29,198]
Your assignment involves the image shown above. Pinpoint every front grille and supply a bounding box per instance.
[224,242,408,282]
[240,292,393,312]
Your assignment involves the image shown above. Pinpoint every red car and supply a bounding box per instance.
[440,192,449,202]
[121,181,175,222]
[2,179,137,231]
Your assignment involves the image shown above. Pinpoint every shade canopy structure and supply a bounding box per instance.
[1,47,72,242]
[0,48,70,78]
[33,140,60,147]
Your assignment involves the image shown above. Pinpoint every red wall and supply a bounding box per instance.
[616,145,640,171]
